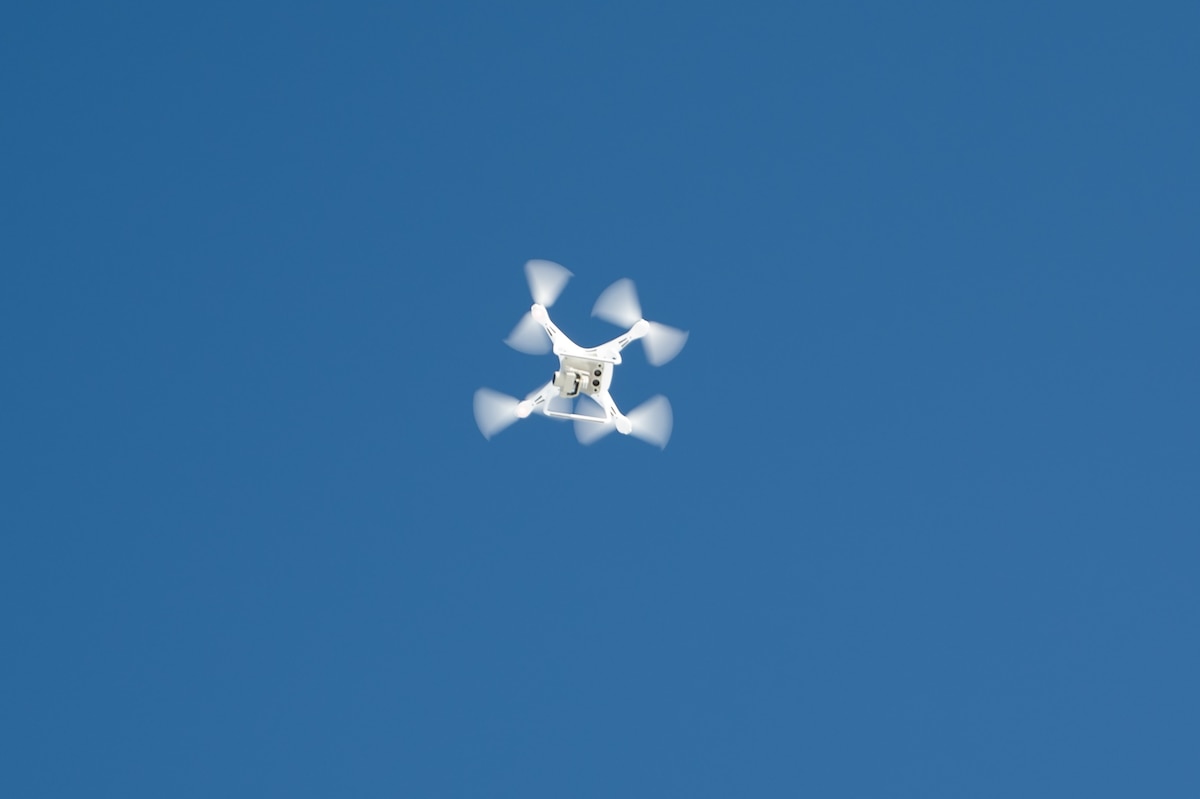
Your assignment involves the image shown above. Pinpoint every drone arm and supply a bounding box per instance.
[595,320,650,354]
[590,389,633,435]
[517,380,560,418]
[530,304,581,353]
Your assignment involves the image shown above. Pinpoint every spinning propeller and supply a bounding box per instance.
[573,394,674,449]
[504,260,573,355]
[473,381,569,440]
[592,278,689,366]
[473,388,529,440]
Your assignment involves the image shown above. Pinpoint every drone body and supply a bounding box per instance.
[474,260,688,448]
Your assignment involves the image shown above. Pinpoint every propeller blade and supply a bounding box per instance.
[525,260,572,307]
[473,388,521,439]
[575,416,616,445]
[574,394,607,419]
[642,321,689,366]
[626,395,674,448]
[504,311,550,355]
[592,278,643,328]
[544,394,573,417]
[574,395,614,445]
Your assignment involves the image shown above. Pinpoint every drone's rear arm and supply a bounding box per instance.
[591,320,650,358]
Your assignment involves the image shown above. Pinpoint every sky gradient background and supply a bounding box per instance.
[3,2,1198,796]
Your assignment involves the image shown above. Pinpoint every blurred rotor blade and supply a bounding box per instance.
[592,278,643,328]
[504,312,550,354]
[574,395,613,444]
[473,388,521,439]
[525,260,572,307]
[544,394,573,417]
[642,321,689,366]
[575,416,616,445]
[626,395,673,448]
[574,394,607,419]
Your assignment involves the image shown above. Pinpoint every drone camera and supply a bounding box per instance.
[552,369,582,398]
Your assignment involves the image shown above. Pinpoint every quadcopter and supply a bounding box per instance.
[473,260,688,448]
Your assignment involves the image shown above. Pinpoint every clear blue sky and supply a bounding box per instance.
[3,3,1197,796]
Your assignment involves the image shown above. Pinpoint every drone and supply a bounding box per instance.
[473,260,688,448]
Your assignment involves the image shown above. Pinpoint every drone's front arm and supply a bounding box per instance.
[589,389,633,435]
[516,380,558,418]
[593,319,650,357]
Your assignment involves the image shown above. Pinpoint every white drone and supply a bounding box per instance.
[473,260,688,448]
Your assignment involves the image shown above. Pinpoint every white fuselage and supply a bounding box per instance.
[515,304,645,432]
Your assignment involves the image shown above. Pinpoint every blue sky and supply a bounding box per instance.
[2,2,1198,796]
